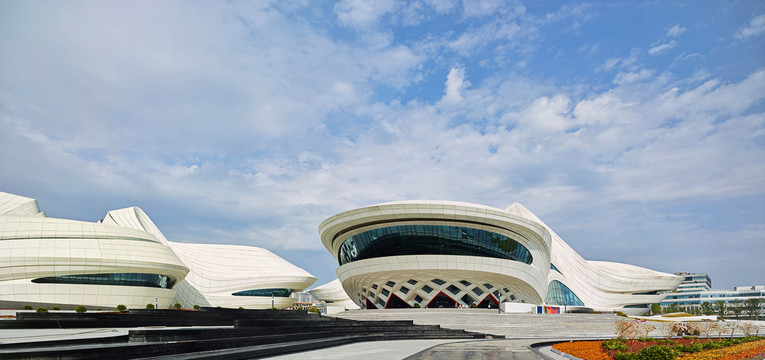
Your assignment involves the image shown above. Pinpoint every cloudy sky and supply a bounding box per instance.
[2,1,764,290]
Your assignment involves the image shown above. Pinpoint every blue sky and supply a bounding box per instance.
[1,0,763,290]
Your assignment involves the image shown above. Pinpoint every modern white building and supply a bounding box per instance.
[308,279,360,312]
[660,285,765,314]
[0,192,316,310]
[674,272,712,293]
[319,200,682,315]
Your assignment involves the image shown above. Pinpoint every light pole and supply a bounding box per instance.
[271,295,274,310]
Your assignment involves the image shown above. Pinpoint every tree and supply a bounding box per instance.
[744,298,763,320]
[174,303,182,309]
[666,303,680,313]
[714,300,727,319]
[116,304,127,312]
[75,306,87,313]
[700,301,714,316]
[651,303,661,315]
[145,303,155,310]
[732,301,743,319]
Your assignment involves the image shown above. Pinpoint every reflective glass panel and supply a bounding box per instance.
[545,280,584,306]
[232,288,293,297]
[32,273,176,289]
[338,225,533,265]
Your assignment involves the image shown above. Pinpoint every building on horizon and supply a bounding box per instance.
[0,192,316,310]
[660,284,765,315]
[673,272,712,293]
[319,200,682,315]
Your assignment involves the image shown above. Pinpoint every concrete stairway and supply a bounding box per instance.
[0,308,500,359]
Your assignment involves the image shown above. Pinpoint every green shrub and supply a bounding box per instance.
[75,306,87,313]
[96,308,102,311]
[469,303,478,308]
[36,307,48,313]
[636,345,677,360]
[613,352,639,360]
[116,304,127,312]
[174,303,182,309]
[676,343,704,353]
[413,303,421,308]
[51,306,60,310]
[238,307,244,310]
[146,304,155,309]
[193,304,200,310]
[614,311,628,317]
[308,307,320,313]
[22,305,33,310]
[602,339,628,351]
[702,341,723,349]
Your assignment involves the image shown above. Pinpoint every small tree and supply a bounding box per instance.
[36,307,48,313]
[413,303,421,308]
[116,304,127,312]
[193,304,200,310]
[667,303,680,313]
[146,303,155,310]
[22,305,33,310]
[744,298,763,320]
[714,300,727,319]
[75,306,87,313]
[700,301,714,316]
[174,303,182,310]
[51,306,60,310]
[651,303,661,315]
[732,301,743,319]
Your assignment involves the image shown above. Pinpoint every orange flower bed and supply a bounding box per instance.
[677,340,765,360]
[552,340,611,360]
[552,339,765,360]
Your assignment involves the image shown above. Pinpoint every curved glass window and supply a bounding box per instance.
[338,225,533,266]
[231,288,293,297]
[545,280,584,306]
[550,263,561,274]
[32,273,175,289]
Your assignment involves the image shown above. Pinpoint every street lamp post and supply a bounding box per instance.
[271,295,274,310]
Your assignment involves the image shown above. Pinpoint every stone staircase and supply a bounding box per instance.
[0,308,500,359]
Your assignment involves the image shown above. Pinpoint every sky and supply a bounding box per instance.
[1,0,763,291]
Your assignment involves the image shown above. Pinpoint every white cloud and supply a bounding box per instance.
[334,0,397,28]
[613,69,653,84]
[736,13,765,39]
[667,24,686,37]
[442,67,470,103]
[648,41,676,55]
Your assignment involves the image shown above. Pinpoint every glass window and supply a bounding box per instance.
[484,283,494,289]
[432,278,446,286]
[338,224,533,266]
[385,281,396,287]
[545,280,584,306]
[400,286,409,294]
[32,273,176,289]
[415,295,423,303]
[459,280,472,287]
[422,285,434,293]
[372,284,378,290]
[461,294,475,305]
[407,279,418,285]
[447,285,461,295]
[472,287,484,296]
[550,263,562,274]
[381,289,390,296]
[232,288,293,297]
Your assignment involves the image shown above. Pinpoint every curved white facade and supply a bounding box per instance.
[320,200,681,314]
[0,192,316,310]
[169,242,316,309]
[0,193,188,309]
[308,279,359,310]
